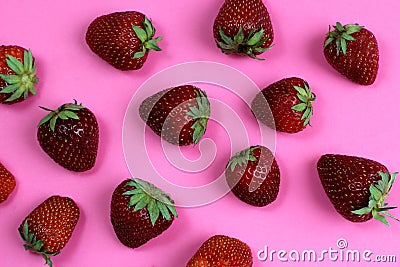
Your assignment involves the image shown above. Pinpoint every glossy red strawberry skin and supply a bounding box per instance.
[0,46,30,104]
[324,28,379,85]
[110,179,175,249]
[86,11,150,70]
[187,235,253,267]
[213,0,274,54]
[226,146,280,207]
[139,85,209,146]
[37,106,99,172]
[0,162,16,203]
[317,154,388,222]
[252,77,312,133]
[18,195,80,254]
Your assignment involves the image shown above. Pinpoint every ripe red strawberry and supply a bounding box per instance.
[139,85,210,146]
[0,162,16,203]
[110,178,177,248]
[213,0,274,59]
[86,11,162,70]
[37,100,99,172]
[0,45,39,104]
[251,77,316,133]
[187,235,253,267]
[18,195,80,267]
[324,22,379,85]
[225,145,280,207]
[317,154,399,225]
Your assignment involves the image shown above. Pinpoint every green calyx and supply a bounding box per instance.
[324,22,364,55]
[0,50,39,102]
[123,178,178,226]
[19,219,59,267]
[217,27,272,60]
[132,16,162,59]
[292,83,316,126]
[352,172,400,226]
[38,100,84,132]
[186,90,210,145]
[226,146,258,172]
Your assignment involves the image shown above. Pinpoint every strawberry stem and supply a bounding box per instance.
[352,172,399,226]
[0,50,39,102]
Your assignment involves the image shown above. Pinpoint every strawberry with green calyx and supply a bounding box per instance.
[0,162,16,204]
[187,235,253,267]
[226,145,280,207]
[37,100,99,172]
[213,0,274,59]
[0,46,39,104]
[86,11,162,70]
[139,85,210,146]
[317,154,399,225]
[252,77,316,133]
[18,196,80,267]
[111,178,177,249]
[352,172,400,226]
[324,22,379,85]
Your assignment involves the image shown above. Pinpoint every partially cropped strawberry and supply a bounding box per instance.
[213,0,274,59]
[37,100,99,172]
[324,22,379,85]
[0,162,16,204]
[86,11,162,70]
[225,145,280,207]
[139,85,210,146]
[18,196,80,267]
[187,235,253,267]
[317,154,399,225]
[0,45,39,104]
[251,77,316,133]
[110,178,177,248]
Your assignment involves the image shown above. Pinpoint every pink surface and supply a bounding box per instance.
[1,0,400,266]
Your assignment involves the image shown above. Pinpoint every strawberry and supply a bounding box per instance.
[0,45,39,104]
[0,162,16,204]
[213,0,274,59]
[251,77,316,133]
[225,145,280,207]
[139,85,210,146]
[18,195,80,267]
[187,235,253,267]
[324,22,379,85]
[110,178,177,248]
[317,154,399,225]
[37,100,99,172]
[86,11,162,70]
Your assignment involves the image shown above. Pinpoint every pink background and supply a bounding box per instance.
[1,0,399,266]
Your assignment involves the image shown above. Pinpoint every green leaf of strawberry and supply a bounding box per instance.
[352,172,400,226]
[0,47,39,104]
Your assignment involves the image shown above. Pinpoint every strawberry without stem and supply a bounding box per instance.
[86,11,162,70]
[0,162,16,204]
[18,196,80,267]
[139,85,210,146]
[213,0,274,59]
[0,45,39,104]
[37,100,99,172]
[251,77,316,133]
[187,235,253,267]
[110,178,177,249]
[324,22,379,85]
[226,145,280,207]
[317,154,399,225]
